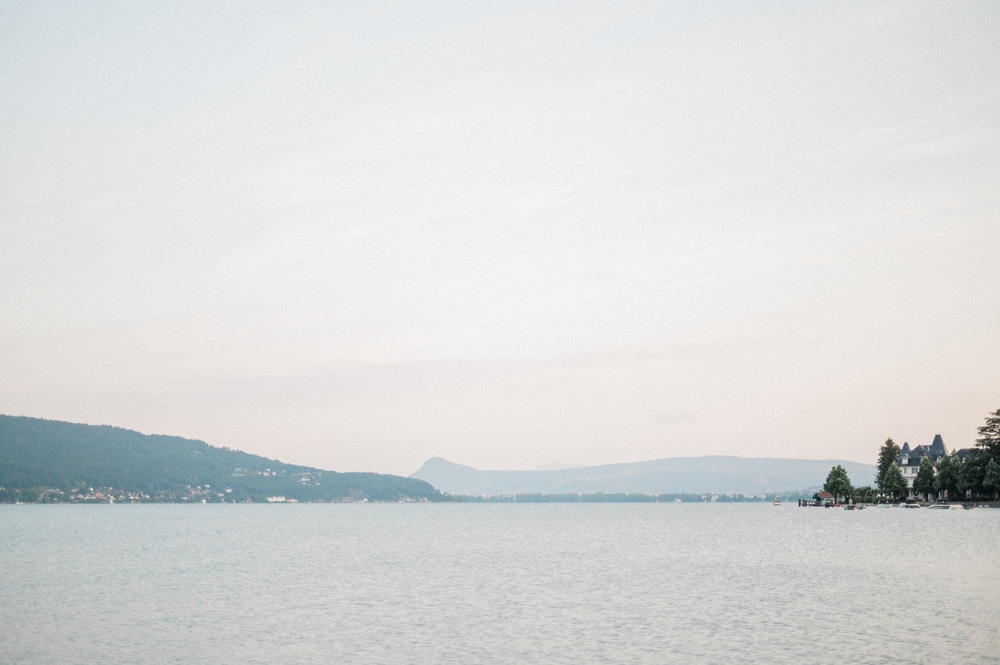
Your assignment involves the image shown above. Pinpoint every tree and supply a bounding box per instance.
[875,437,901,490]
[957,454,984,499]
[983,458,1000,501]
[852,485,878,504]
[976,409,1000,465]
[824,465,853,503]
[913,456,936,499]
[882,462,908,502]
[934,454,959,498]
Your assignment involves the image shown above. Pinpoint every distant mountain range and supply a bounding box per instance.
[0,415,441,503]
[410,456,877,496]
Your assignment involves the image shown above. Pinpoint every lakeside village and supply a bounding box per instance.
[805,408,1000,510]
[11,487,430,504]
[0,467,430,505]
[2,485,431,504]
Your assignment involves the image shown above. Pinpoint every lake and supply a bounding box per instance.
[1,503,997,664]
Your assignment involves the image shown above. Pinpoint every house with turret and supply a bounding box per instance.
[897,434,948,499]
[897,434,977,500]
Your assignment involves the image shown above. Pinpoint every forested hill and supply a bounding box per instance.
[0,415,442,503]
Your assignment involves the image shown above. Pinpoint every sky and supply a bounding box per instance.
[2,1,999,477]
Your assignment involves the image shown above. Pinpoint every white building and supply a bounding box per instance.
[897,435,948,500]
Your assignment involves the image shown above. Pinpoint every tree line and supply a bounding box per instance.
[823,408,1000,503]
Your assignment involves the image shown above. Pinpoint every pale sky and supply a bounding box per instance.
[2,1,998,477]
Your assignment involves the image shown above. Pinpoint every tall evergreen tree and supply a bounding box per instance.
[957,455,984,499]
[976,409,1000,465]
[875,438,901,489]
[984,458,1000,501]
[913,456,936,499]
[882,461,908,502]
[934,454,959,498]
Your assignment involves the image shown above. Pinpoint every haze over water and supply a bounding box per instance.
[3,504,997,664]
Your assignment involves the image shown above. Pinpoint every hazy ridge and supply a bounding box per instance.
[411,455,877,496]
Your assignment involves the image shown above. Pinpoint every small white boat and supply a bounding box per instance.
[927,503,964,510]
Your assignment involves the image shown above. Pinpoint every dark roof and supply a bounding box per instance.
[814,491,834,500]
[898,436,950,466]
[899,443,923,466]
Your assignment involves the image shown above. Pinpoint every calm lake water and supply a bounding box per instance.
[1,503,998,664]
